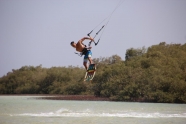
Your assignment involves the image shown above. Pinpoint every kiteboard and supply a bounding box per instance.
[84,64,96,81]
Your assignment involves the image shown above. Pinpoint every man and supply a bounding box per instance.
[70,37,94,70]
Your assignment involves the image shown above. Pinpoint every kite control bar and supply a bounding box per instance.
[87,25,104,46]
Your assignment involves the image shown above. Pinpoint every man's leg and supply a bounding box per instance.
[88,57,93,64]
[83,50,93,70]
[87,50,93,65]
[83,61,88,70]
[83,57,93,70]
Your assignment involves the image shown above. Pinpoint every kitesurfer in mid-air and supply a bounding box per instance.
[70,37,94,70]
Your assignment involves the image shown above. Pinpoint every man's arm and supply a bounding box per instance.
[79,37,94,44]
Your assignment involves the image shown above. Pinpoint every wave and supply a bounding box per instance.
[11,108,186,118]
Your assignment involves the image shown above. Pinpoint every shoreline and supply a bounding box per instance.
[0,94,110,101]
[1,94,185,103]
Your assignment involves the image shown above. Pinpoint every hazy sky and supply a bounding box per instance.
[0,0,186,77]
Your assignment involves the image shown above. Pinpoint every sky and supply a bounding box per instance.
[0,0,186,77]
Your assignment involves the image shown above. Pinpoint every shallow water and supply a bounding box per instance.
[0,96,186,124]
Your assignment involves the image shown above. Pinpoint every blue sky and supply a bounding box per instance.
[0,0,186,77]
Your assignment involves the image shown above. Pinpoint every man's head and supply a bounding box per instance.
[70,41,76,48]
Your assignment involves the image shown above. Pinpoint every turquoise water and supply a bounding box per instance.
[0,96,186,124]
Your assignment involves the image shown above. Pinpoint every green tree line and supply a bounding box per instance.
[0,42,186,103]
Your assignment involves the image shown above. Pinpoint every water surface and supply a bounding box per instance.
[0,96,185,124]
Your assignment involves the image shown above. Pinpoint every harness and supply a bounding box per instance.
[82,48,89,55]
[75,47,90,57]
